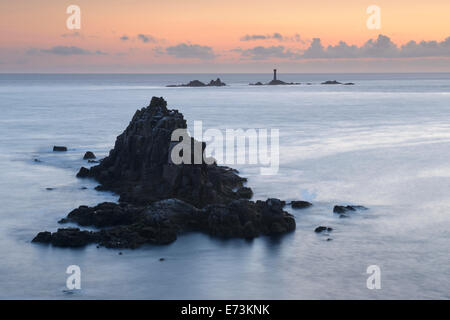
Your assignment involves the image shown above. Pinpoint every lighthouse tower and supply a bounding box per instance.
[273,69,277,81]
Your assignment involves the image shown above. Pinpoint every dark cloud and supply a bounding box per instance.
[240,33,304,43]
[165,43,217,60]
[120,35,129,41]
[137,34,157,43]
[28,46,107,56]
[237,35,450,60]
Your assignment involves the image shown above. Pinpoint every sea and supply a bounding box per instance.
[0,73,449,299]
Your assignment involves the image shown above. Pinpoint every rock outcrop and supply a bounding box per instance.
[77,97,247,208]
[167,78,226,87]
[33,198,295,248]
[34,97,296,248]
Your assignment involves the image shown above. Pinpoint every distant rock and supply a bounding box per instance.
[167,78,226,87]
[83,151,96,160]
[290,200,312,209]
[314,226,333,233]
[321,80,342,85]
[53,146,67,152]
[249,82,263,86]
[343,82,355,85]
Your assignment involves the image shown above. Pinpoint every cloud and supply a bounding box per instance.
[28,46,107,56]
[61,32,82,38]
[120,35,129,41]
[164,43,217,60]
[137,34,157,43]
[233,46,300,60]
[240,33,304,43]
[237,35,450,60]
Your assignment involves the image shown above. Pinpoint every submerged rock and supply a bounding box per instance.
[53,146,67,152]
[290,200,312,209]
[321,80,342,85]
[314,226,333,233]
[333,205,368,214]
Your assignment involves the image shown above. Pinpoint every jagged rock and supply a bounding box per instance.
[76,97,247,208]
[314,226,333,233]
[53,146,67,152]
[76,167,90,178]
[83,151,96,160]
[291,200,312,209]
[208,78,226,86]
[236,187,253,199]
[333,205,368,214]
[35,97,296,249]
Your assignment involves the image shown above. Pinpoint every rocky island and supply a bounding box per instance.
[166,78,226,87]
[33,97,295,248]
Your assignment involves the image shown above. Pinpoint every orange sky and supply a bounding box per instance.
[0,0,449,72]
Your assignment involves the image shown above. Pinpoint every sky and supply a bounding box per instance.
[0,0,449,73]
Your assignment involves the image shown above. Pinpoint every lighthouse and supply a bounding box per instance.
[273,69,277,81]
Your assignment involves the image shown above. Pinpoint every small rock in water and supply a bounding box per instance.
[46,188,54,191]
[159,258,165,261]
[315,226,333,233]
[80,186,88,190]
[291,200,312,209]
[83,151,96,160]
[53,146,67,152]
[333,205,367,214]
[34,158,42,163]
[326,238,333,241]
[88,160,99,163]
[76,167,90,178]
[118,252,123,255]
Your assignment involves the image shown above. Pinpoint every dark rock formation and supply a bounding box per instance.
[53,146,67,152]
[290,200,312,209]
[343,82,355,85]
[83,151,96,160]
[314,226,333,233]
[76,97,247,208]
[167,78,226,87]
[249,82,263,86]
[333,205,368,218]
[333,205,367,214]
[34,97,296,248]
[36,198,295,248]
[321,80,342,85]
